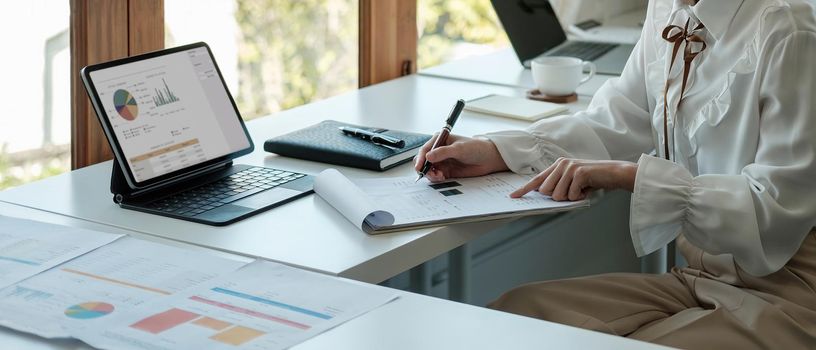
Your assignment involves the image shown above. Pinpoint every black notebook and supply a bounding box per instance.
[264,120,431,171]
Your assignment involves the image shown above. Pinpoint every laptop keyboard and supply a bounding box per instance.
[146,167,306,217]
[546,42,617,62]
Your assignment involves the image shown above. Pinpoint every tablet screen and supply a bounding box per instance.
[87,46,250,184]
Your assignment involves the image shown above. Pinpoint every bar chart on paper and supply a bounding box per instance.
[0,237,246,338]
[119,280,353,348]
[78,261,398,350]
[130,307,270,346]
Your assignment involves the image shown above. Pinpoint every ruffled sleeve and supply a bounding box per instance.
[630,32,816,276]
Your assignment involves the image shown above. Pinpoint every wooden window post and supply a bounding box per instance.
[359,0,418,87]
[70,0,164,169]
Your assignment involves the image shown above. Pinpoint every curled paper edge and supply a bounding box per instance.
[313,169,395,233]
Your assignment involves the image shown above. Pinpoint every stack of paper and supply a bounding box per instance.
[0,237,246,338]
[75,261,398,350]
[0,216,399,350]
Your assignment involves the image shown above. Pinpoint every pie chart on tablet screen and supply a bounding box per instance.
[114,89,139,121]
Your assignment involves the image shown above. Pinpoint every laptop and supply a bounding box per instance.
[81,42,314,226]
[491,0,635,75]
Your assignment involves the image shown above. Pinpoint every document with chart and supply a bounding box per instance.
[0,216,122,290]
[0,237,247,338]
[74,260,398,350]
[314,169,589,234]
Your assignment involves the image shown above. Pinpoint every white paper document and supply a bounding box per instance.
[0,237,247,338]
[75,260,398,350]
[0,216,123,290]
[314,169,589,234]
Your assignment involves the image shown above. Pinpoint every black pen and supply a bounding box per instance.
[339,126,406,148]
[415,99,466,182]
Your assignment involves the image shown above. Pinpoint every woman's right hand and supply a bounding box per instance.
[414,134,509,182]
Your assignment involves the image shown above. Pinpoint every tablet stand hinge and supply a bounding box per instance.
[110,160,232,204]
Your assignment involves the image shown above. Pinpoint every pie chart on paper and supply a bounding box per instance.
[113,89,139,121]
[64,302,115,319]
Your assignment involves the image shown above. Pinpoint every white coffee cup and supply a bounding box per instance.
[531,56,596,96]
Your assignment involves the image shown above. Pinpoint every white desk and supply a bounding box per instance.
[419,48,612,96]
[0,202,669,350]
[0,75,593,284]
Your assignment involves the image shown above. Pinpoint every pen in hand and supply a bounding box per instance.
[416,99,466,182]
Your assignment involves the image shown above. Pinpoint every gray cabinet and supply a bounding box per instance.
[384,190,642,307]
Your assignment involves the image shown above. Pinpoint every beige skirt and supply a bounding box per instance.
[488,231,816,349]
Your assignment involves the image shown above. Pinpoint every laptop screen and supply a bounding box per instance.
[491,0,567,64]
[87,46,251,184]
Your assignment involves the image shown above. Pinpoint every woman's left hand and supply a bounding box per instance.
[510,158,638,201]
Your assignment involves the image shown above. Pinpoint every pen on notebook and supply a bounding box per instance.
[339,126,406,148]
[415,99,466,182]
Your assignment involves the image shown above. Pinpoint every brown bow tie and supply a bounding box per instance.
[660,18,707,161]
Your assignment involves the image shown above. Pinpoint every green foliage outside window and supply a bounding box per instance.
[231,0,506,119]
[418,0,508,68]
[234,0,359,120]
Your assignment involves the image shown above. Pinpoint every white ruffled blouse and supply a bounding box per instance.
[483,0,816,276]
